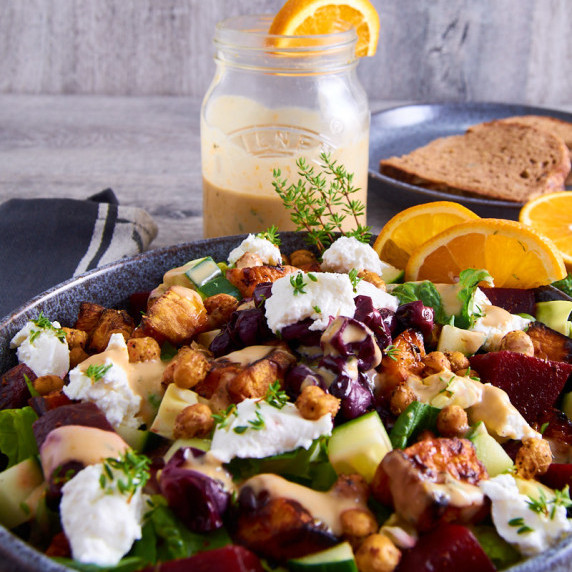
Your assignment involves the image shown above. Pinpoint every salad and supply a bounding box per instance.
[1,230,572,572]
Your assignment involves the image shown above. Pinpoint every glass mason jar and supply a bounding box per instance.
[201,14,370,238]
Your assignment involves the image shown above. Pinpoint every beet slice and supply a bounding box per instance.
[32,401,115,448]
[540,463,572,491]
[141,545,264,572]
[396,523,495,572]
[470,351,572,424]
[0,363,35,410]
[481,287,536,316]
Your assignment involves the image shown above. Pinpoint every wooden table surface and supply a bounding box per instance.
[0,95,570,250]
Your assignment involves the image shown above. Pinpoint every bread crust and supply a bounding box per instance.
[379,121,571,202]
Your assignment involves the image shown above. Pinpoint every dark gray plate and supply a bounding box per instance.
[367,102,572,224]
[0,233,571,571]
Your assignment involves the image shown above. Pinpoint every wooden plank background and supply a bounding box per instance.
[1,0,570,104]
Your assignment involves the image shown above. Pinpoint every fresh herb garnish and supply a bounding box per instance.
[526,485,572,519]
[85,363,113,383]
[290,273,309,295]
[272,153,371,252]
[99,450,150,498]
[348,268,362,293]
[264,381,289,410]
[384,344,400,361]
[212,403,238,429]
[508,517,534,534]
[29,312,66,344]
[234,407,265,434]
[256,225,281,247]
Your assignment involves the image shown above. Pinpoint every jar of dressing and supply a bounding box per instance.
[201,14,370,238]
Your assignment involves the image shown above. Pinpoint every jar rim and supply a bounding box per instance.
[214,13,358,54]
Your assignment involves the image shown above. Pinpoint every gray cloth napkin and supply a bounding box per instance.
[0,189,158,318]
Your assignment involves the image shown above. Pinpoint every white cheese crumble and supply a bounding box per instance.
[321,236,386,275]
[228,234,282,266]
[64,334,142,429]
[264,271,399,333]
[60,463,147,566]
[479,474,572,557]
[209,399,333,463]
[470,305,532,351]
[10,319,69,377]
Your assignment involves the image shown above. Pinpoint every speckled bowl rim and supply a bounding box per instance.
[0,234,571,571]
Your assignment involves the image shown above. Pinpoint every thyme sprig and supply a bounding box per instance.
[264,381,289,410]
[212,403,238,429]
[29,312,66,344]
[256,225,281,247]
[99,451,150,499]
[272,153,371,252]
[85,363,113,383]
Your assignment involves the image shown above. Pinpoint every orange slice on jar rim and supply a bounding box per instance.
[269,0,380,57]
[405,218,567,288]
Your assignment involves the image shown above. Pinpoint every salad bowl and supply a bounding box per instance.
[1,233,572,571]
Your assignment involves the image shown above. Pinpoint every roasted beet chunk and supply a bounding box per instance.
[140,545,264,572]
[470,351,572,424]
[0,363,36,410]
[396,523,495,572]
[480,286,536,315]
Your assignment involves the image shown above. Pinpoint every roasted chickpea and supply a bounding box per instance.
[422,351,451,376]
[173,403,214,439]
[295,385,340,420]
[69,346,89,369]
[355,533,401,572]
[204,293,239,330]
[341,508,378,550]
[516,437,552,479]
[389,383,416,416]
[499,330,535,357]
[357,270,386,291]
[62,327,88,350]
[173,349,211,390]
[289,249,318,269]
[436,405,469,438]
[127,336,161,362]
[33,375,64,395]
[444,351,470,373]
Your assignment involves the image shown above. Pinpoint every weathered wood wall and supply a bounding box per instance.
[1,0,570,104]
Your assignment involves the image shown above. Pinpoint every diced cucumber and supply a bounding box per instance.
[380,266,404,285]
[562,392,572,421]
[150,384,199,440]
[289,542,357,572]
[328,411,392,483]
[536,301,572,337]
[185,257,222,288]
[115,423,150,452]
[0,457,44,529]
[467,421,513,477]
[198,274,241,299]
[165,437,211,462]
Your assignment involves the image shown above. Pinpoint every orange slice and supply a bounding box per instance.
[372,201,480,269]
[519,191,572,270]
[405,218,567,287]
[269,0,380,57]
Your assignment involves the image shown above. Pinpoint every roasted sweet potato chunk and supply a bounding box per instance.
[527,321,572,363]
[142,286,208,345]
[226,265,298,298]
[88,308,135,353]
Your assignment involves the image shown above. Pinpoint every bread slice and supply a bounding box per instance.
[379,122,571,203]
[492,115,572,185]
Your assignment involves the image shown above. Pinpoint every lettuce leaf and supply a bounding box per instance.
[552,274,572,298]
[0,406,39,468]
[455,269,494,329]
[392,281,448,324]
[389,401,440,449]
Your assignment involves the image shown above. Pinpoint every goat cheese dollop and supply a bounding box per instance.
[470,305,533,351]
[60,463,147,566]
[228,234,282,266]
[64,333,141,428]
[321,236,398,278]
[10,318,69,377]
[479,474,572,557]
[209,399,333,463]
[265,271,398,333]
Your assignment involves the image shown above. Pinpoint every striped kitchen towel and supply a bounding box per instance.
[0,189,157,318]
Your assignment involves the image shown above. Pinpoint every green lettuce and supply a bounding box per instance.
[455,268,494,329]
[0,406,39,468]
[391,281,448,324]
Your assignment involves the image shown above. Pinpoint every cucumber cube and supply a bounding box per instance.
[328,411,392,483]
[185,256,222,288]
[289,542,357,572]
[467,421,513,477]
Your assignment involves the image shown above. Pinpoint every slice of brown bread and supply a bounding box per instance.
[492,115,572,185]
[379,122,571,203]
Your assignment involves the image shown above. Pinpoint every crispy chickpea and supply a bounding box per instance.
[173,403,214,439]
[499,330,535,357]
[173,349,211,390]
[295,385,340,420]
[436,405,469,438]
[355,533,401,572]
[422,351,451,376]
[69,346,89,369]
[389,383,416,416]
[444,351,470,373]
[456,367,479,379]
[127,336,161,363]
[62,327,88,350]
[235,252,264,269]
[515,437,553,479]
[33,375,64,396]
[204,293,239,330]
[357,270,386,291]
[341,508,379,550]
[290,249,318,269]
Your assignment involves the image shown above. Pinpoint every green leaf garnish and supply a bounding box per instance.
[256,225,281,247]
[85,363,113,383]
